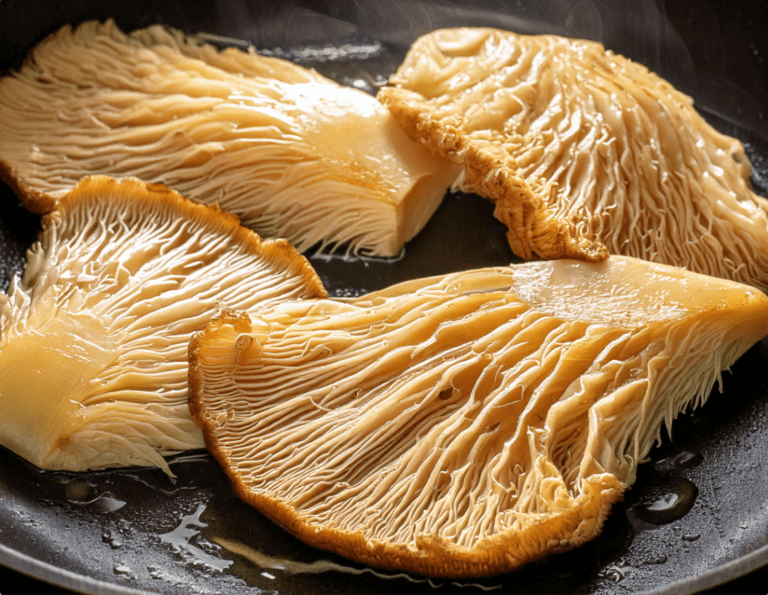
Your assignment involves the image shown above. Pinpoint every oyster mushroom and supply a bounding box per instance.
[0,20,460,256]
[0,175,326,476]
[378,28,768,288]
[188,256,768,577]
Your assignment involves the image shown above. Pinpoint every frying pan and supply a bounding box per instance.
[1,0,767,593]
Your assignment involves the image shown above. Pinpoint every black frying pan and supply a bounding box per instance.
[1,1,767,593]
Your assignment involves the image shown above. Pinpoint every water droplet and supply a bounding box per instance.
[113,563,135,579]
[682,533,700,542]
[627,476,698,528]
[102,529,123,549]
[147,565,163,580]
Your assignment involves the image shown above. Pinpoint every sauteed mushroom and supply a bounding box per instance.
[378,28,768,288]
[0,20,460,256]
[0,175,325,476]
[188,255,768,577]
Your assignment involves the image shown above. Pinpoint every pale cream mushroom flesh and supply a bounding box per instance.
[188,255,768,577]
[378,28,768,289]
[0,175,326,476]
[0,20,461,256]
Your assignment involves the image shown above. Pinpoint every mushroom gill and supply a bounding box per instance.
[377,28,768,288]
[0,20,461,256]
[0,175,326,476]
[188,256,768,578]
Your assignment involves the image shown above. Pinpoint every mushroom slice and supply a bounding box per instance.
[0,175,326,476]
[377,28,768,288]
[0,20,461,256]
[189,256,768,578]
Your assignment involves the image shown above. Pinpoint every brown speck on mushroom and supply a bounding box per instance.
[0,175,326,476]
[377,28,768,289]
[188,255,768,577]
[0,20,461,256]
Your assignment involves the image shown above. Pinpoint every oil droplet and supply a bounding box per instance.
[627,476,698,528]
[65,480,93,501]
[212,535,503,592]
[64,480,126,512]
[113,563,135,579]
[160,503,232,573]
[95,495,126,512]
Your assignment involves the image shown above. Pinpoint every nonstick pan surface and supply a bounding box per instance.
[0,1,767,593]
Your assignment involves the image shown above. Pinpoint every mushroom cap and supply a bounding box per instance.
[188,255,768,577]
[0,175,326,476]
[377,28,768,288]
[0,20,461,256]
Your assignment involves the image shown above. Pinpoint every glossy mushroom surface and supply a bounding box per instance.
[0,175,326,476]
[188,255,768,577]
[378,28,768,288]
[0,20,460,256]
